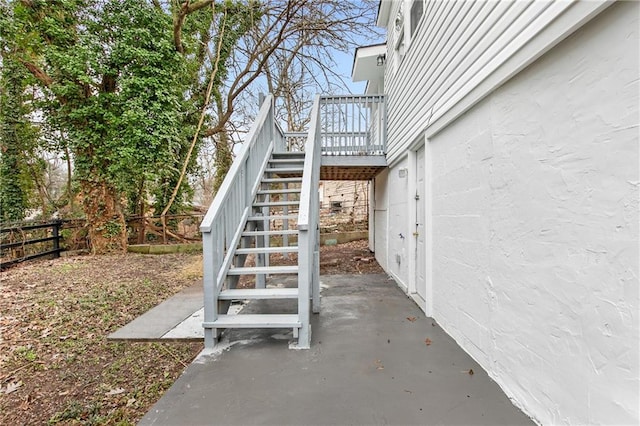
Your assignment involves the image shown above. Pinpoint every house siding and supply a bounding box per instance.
[427,2,638,424]
[383,0,610,164]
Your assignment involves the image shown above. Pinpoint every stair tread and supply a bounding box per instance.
[266,168,303,174]
[262,177,302,183]
[204,314,301,328]
[218,288,298,300]
[257,188,301,194]
[254,200,300,206]
[247,215,298,221]
[272,152,305,157]
[227,265,298,275]
[235,246,298,254]
[242,230,298,236]
[269,158,304,163]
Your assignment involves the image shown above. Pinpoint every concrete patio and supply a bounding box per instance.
[133,274,533,425]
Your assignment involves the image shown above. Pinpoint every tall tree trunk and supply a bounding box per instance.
[80,178,127,254]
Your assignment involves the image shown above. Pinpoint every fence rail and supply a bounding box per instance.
[1,221,62,270]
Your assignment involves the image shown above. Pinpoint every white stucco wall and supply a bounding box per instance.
[374,163,412,289]
[428,2,638,424]
[387,159,410,289]
[373,168,389,271]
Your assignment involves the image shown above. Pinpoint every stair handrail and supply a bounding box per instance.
[298,95,321,232]
[200,94,278,348]
[296,95,322,348]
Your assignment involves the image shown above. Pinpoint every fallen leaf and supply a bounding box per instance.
[374,359,384,370]
[105,387,125,396]
[126,398,136,407]
[404,389,412,393]
[3,381,22,394]
[425,338,432,346]
[407,316,417,322]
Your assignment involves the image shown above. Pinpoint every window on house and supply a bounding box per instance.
[410,0,424,37]
[331,201,343,213]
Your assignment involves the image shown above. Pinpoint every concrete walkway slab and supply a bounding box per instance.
[108,283,203,341]
[140,274,533,425]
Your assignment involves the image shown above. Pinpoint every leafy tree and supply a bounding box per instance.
[0,58,30,222]
[0,4,40,222]
[13,0,198,252]
[6,0,380,251]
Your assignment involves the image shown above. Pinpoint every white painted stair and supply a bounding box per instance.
[205,151,306,338]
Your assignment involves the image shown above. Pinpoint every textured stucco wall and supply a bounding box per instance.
[388,159,410,289]
[373,168,389,271]
[429,2,638,424]
[374,162,411,288]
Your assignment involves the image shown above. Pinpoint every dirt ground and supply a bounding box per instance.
[0,240,383,425]
[270,239,382,275]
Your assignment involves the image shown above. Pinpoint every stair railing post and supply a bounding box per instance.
[202,230,218,348]
[297,227,311,348]
[312,201,320,313]
[312,109,321,314]
[282,182,289,260]
[295,95,321,349]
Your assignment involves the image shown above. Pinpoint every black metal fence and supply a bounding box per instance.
[1,221,63,270]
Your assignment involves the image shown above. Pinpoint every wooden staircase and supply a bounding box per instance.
[202,152,308,340]
[201,94,324,350]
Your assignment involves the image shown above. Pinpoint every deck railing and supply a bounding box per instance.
[296,95,322,348]
[283,94,386,157]
[319,94,386,156]
[200,94,279,348]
